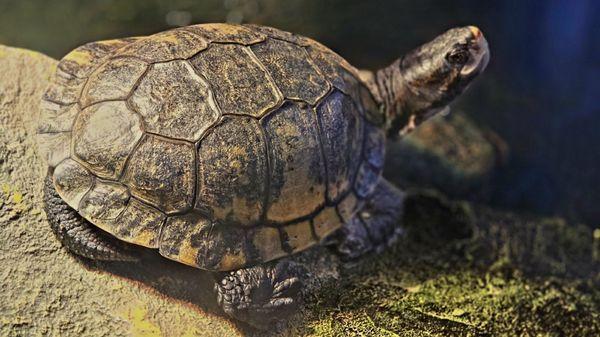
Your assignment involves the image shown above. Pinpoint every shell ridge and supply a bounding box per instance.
[243,44,285,111]
[256,115,273,224]
[76,175,97,212]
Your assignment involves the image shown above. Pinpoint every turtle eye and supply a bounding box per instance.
[446,49,470,65]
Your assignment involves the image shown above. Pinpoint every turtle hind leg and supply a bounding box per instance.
[43,171,138,262]
[333,179,405,260]
[214,260,302,329]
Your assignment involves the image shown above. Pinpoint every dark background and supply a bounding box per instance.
[1,0,598,226]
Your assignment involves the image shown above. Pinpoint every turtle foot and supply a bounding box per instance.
[214,260,302,329]
[332,179,405,260]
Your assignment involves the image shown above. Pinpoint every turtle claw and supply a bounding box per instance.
[214,261,302,328]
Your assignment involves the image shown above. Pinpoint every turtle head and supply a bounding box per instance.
[377,26,489,137]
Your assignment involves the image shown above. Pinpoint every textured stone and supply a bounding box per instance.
[130,60,219,141]
[72,101,143,179]
[122,135,196,214]
[263,102,326,223]
[190,43,282,117]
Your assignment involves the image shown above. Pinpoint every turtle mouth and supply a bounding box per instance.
[460,26,490,77]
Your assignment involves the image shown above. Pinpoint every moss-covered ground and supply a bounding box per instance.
[286,191,599,337]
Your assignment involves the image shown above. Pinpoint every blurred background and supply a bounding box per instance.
[0,0,598,227]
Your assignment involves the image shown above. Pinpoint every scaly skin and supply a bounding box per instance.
[332,179,406,260]
[214,261,302,328]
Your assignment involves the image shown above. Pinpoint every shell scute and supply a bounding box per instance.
[251,227,286,262]
[190,43,282,118]
[37,102,78,134]
[363,122,386,169]
[117,29,209,62]
[72,101,143,179]
[122,135,196,214]
[185,23,266,45]
[81,57,147,107]
[316,90,364,203]
[262,102,326,223]
[196,116,267,225]
[43,68,86,105]
[251,38,329,104]
[306,44,361,97]
[159,214,248,270]
[58,38,138,78]
[336,192,362,223]
[312,206,342,241]
[281,220,316,253]
[36,132,72,168]
[244,24,311,46]
[52,158,94,210]
[129,60,219,141]
[113,198,166,248]
[79,180,130,225]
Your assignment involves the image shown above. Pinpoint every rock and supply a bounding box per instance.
[385,111,506,200]
[0,45,240,337]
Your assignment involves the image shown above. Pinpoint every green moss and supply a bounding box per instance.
[290,191,599,337]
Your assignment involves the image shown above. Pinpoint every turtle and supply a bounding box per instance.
[36,23,489,327]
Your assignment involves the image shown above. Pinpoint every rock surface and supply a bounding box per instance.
[1,45,598,337]
[0,46,240,337]
[385,111,504,200]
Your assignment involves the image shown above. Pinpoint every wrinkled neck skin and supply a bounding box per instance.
[375,60,448,139]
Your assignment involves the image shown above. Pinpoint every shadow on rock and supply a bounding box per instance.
[79,248,224,317]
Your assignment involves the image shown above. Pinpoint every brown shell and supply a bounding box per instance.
[37,24,386,271]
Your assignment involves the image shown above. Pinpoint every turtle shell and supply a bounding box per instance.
[37,23,386,271]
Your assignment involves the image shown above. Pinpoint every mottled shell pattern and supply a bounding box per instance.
[37,23,386,271]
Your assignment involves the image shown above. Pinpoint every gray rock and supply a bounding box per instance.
[0,45,240,337]
[385,111,505,199]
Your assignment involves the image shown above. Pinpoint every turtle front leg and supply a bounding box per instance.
[333,179,405,260]
[43,171,138,262]
[214,260,302,328]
